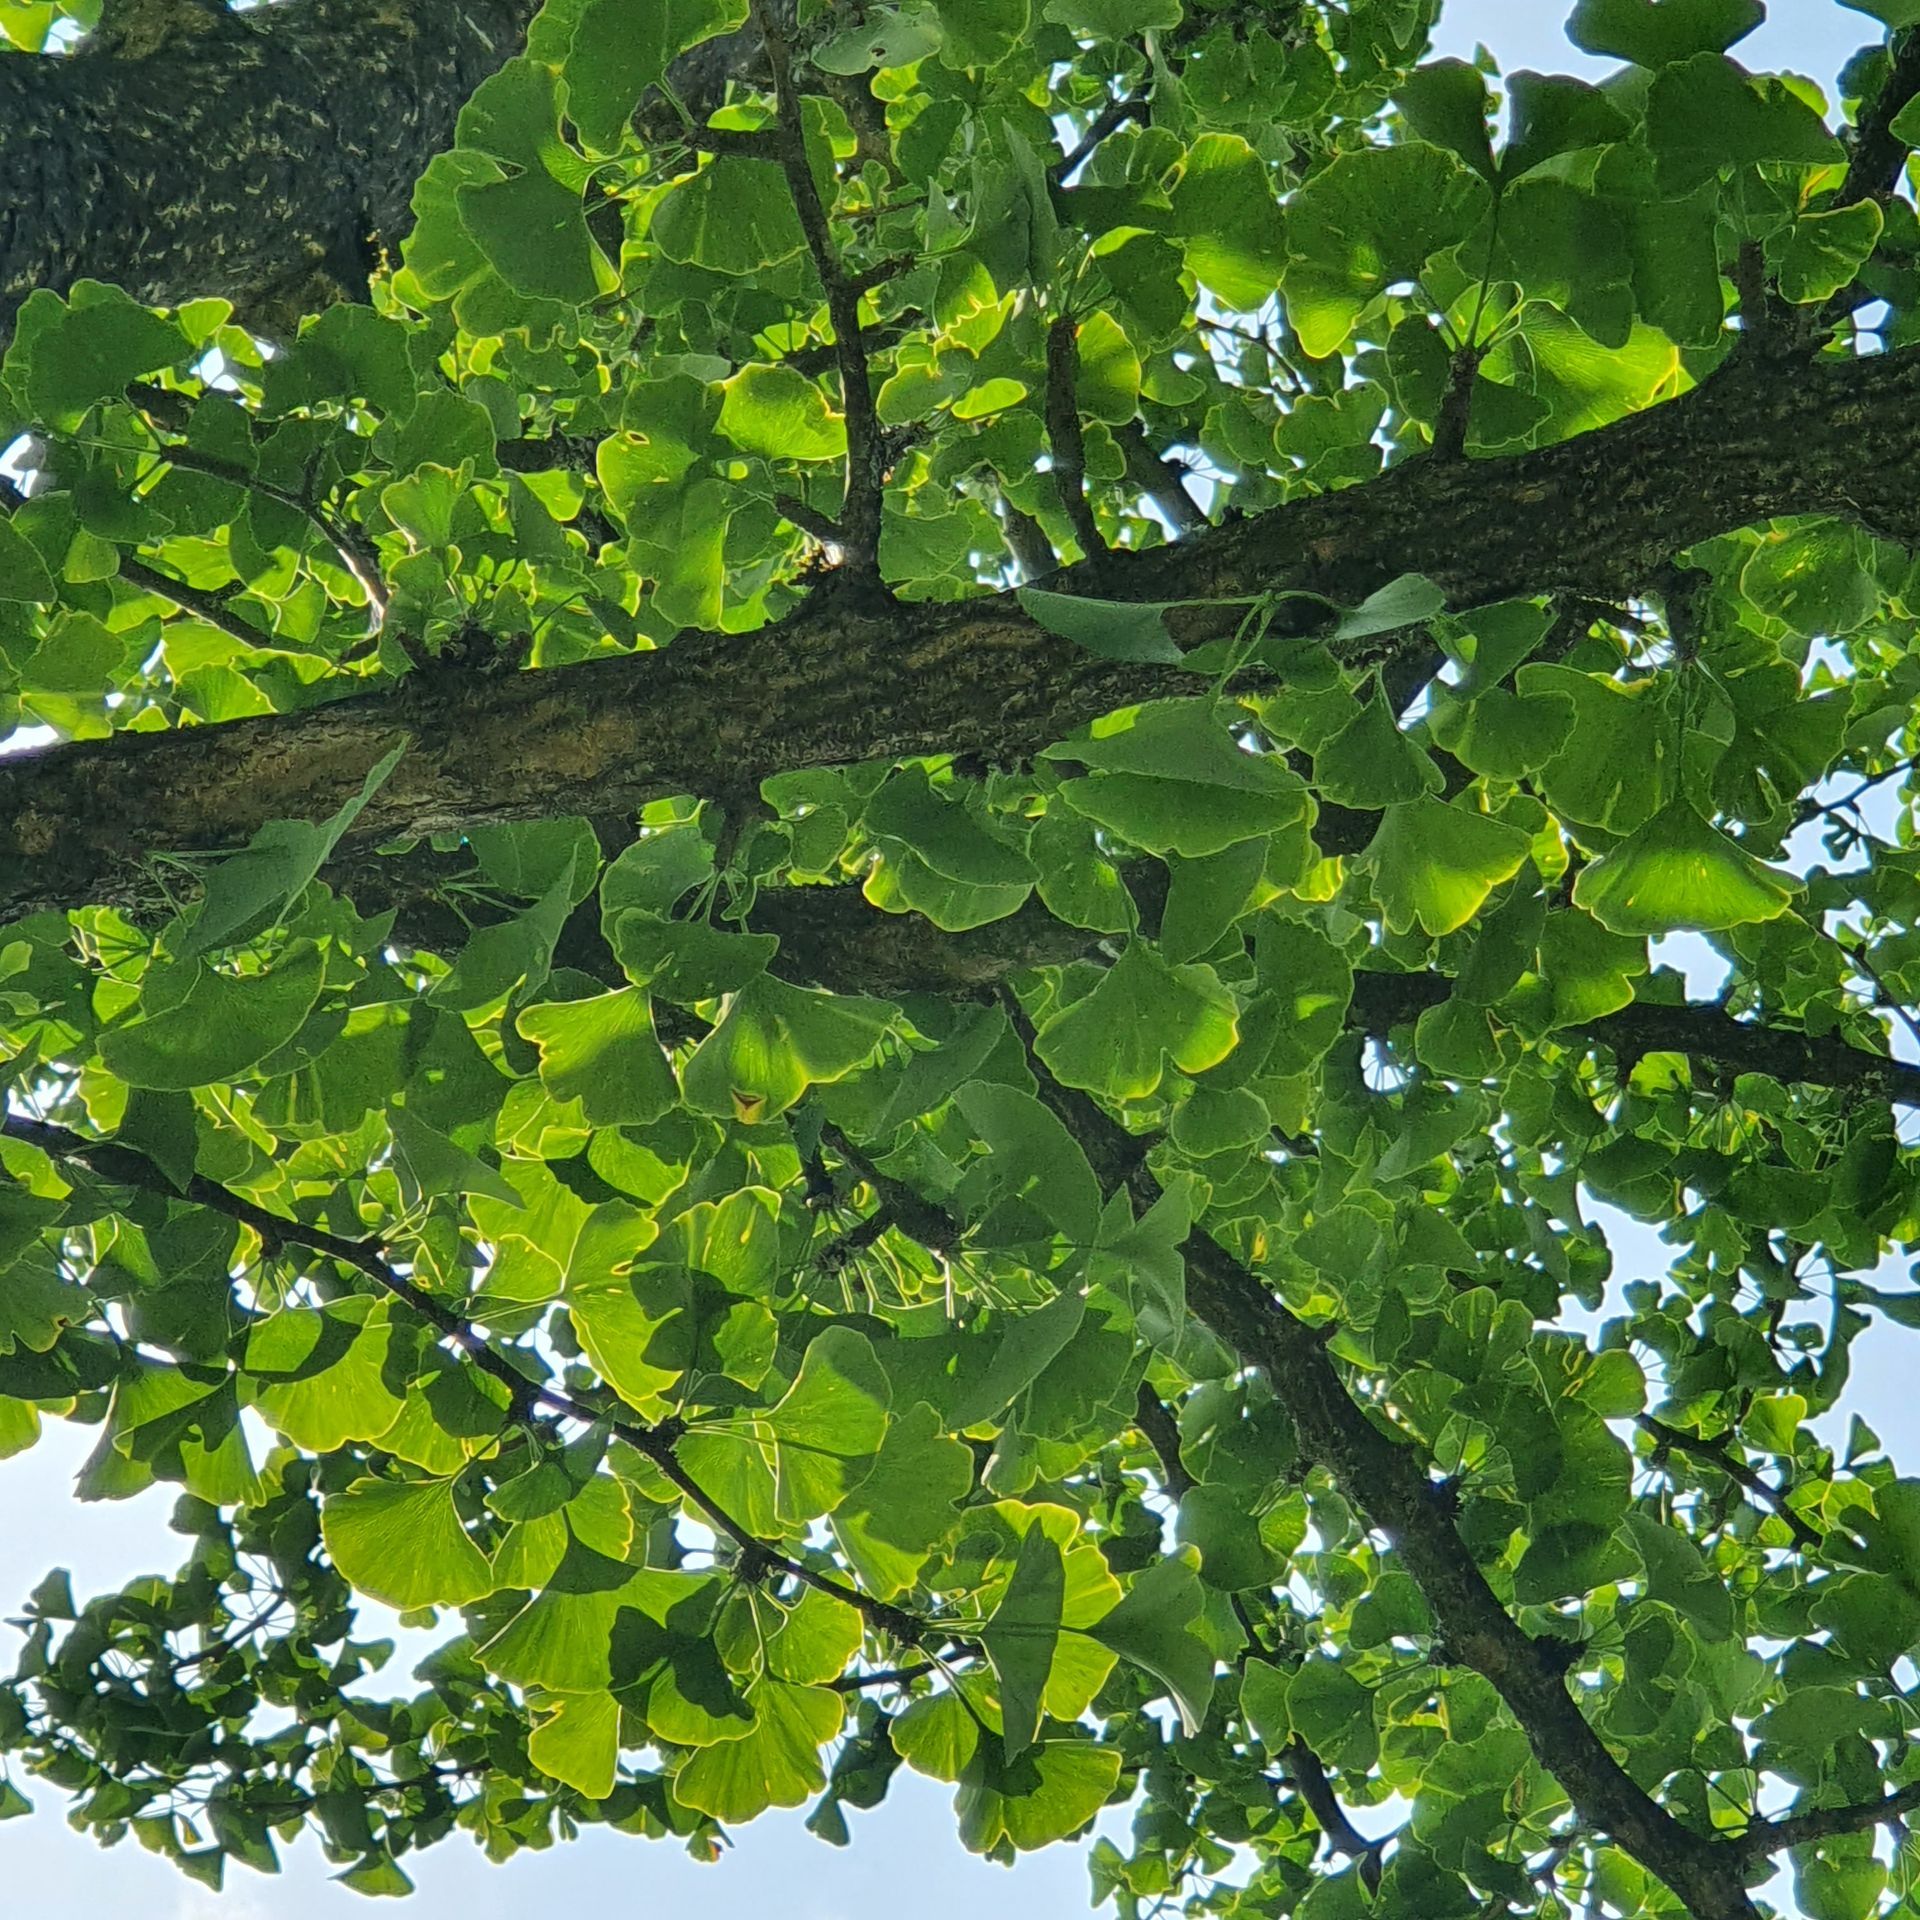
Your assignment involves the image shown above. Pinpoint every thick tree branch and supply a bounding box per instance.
[10,341,1920,919]
[999,1053,1761,1920]
[0,0,542,337]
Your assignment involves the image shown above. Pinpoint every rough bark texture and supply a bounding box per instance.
[8,342,1920,921]
[0,0,541,337]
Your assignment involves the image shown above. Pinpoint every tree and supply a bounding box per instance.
[2,0,1920,1911]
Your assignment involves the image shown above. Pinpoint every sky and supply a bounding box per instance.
[0,1,1900,1916]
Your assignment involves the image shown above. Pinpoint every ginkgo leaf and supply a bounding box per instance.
[981,1522,1065,1758]
[1572,801,1795,935]
[322,1477,494,1611]
[682,977,897,1123]
[1033,942,1239,1100]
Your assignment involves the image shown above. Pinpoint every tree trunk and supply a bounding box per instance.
[0,0,541,338]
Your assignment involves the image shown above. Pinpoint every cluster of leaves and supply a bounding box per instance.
[6,1,1920,1917]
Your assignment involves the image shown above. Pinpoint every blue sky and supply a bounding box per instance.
[0,2,1897,1915]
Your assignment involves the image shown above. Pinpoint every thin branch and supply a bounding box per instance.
[1795,755,1920,832]
[118,554,273,652]
[748,0,885,580]
[773,490,847,546]
[1820,27,1920,323]
[3,1111,925,1649]
[1048,92,1145,188]
[1429,342,1485,461]
[994,488,1057,582]
[1114,420,1205,536]
[993,1019,1760,1920]
[1637,1416,1825,1554]
[140,438,387,625]
[1045,315,1107,565]
[1838,26,1920,210]
[1346,970,1920,1113]
[1133,1382,1194,1497]
[1281,1739,1390,1885]
[1736,1780,1920,1858]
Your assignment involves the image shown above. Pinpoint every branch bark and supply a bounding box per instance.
[1000,1036,1761,1920]
[1,0,543,338]
[10,342,1920,920]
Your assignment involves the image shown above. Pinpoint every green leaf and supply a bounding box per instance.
[763,1326,891,1522]
[672,1680,843,1821]
[528,1690,621,1798]
[1645,53,1844,196]
[565,0,747,150]
[1169,134,1289,312]
[864,765,1037,887]
[717,362,847,462]
[1281,144,1492,358]
[682,976,897,1123]
[1775,201,1884,305]
[457,167,603,306]
[1571,801,1795,935]
[953,1081,1103,1249]
[388,1105,525,1210]
[517,988,678,1127]
[982,1522,1066,1757]
[1048,703,1310,858]
[1332,572,1448,642]
[936,0,1031,68]
[1017,587,1183,665]
[0,517,56,604]
[956,1737,1123,1853]
[322,1477,494,1610]
[1363,799,1533,937]
[1313,687,1443,809]
[1033,942,1238,1101]
[1043,0,1179,33]
[651,155,808,274]
[1568,0,1764,62]
[1088,1552,1215,1734]
[100,942,327,1089]
[7,281,187,430]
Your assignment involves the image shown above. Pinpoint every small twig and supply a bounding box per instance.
[1133,1382,1194,1497]
[143,439,387,625]
[1735,1780,1920,1858]
[119,555,271,652]
[1114,420,1205,535]
[994,488,1057,583]
[1636,1416,1824,1554]
[1045,314,1106,564]
[1429,342,1485,461]
[1838,27,1920,211]
[1048,93,1145,188]
[1820,28,1920,324]
[748,0,886,581]
[774,491,847,546]
[1794,755,1920,832]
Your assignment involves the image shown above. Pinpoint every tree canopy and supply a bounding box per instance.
[5,0,1920,1914]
